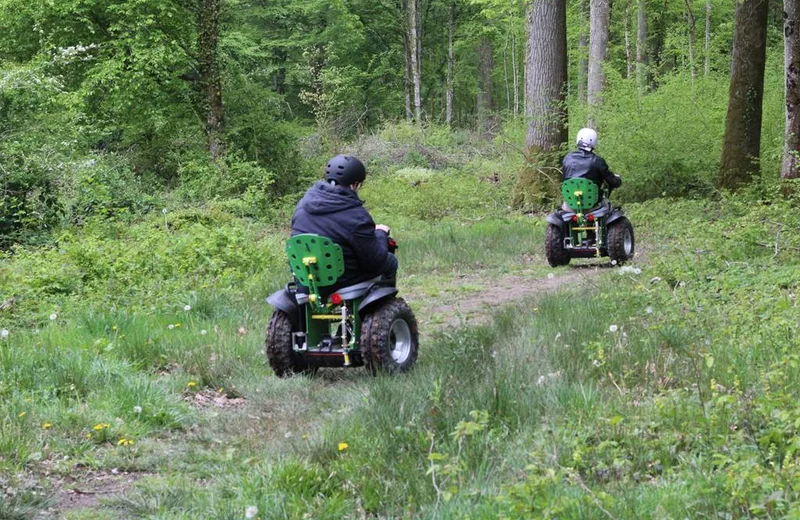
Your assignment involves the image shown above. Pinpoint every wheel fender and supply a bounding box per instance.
[606,208,626,226]
[266,287,300,328]
[546,212,566,229]
[358,287,399,316]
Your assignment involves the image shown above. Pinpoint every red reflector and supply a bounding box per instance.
[587,214,595,222]
[330,293,343,305]
[571,215,578,222]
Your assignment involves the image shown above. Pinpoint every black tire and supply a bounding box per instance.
[607,217,635,264]
[361,298,419,375]
[545,224,570,267]
[265,310,313,377]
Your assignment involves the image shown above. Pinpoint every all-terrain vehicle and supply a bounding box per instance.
[265,234,418,377]
[545,177,635,266]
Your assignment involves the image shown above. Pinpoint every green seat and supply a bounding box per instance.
[561,178,600,212]
[286,234,345,289]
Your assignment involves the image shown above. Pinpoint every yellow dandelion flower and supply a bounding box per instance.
[338,442,349,452]
[117,438,134,446]
[18,411,26,418]
[42,422,52,429]
[85,433,93,439]
[533,308,539,312]
[112,325,118,331]
[302,433,310,440]
[187,381,197,388]
[93,423,109,431]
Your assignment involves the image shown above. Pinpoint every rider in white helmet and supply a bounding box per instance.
[562,128,621,201]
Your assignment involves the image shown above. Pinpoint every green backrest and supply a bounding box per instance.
[561,178,600,212]
[286,234,345,288]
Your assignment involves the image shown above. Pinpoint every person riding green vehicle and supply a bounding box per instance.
[265,155,419,377]
[545,128,635,266]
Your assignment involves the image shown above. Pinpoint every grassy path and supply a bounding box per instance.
[43,238,617,519]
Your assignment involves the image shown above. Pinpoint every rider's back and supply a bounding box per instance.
[562,149,620,190]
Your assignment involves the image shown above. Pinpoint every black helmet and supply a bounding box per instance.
[324,155,366,186]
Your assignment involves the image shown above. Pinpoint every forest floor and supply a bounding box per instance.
[41,247,620,519]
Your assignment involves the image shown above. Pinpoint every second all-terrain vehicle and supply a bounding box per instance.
[545,177,635,266]
[265,233,418,377]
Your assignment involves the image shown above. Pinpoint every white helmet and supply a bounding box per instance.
[576,128,598,151]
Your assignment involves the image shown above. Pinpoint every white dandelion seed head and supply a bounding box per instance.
[133,406,142,414]
[593,359,602,367]
[547,273,555,279]
[645,306,653,314]
[245,506,258,519]
[49,313,58,321]
[611,260,618,266]
[162,208,168,215]
[536,375,547,386]
[201,329,208,335]
[0,329,8,339]
[184,305,192,312]
[168,324,175,330]
[609,324,618,333]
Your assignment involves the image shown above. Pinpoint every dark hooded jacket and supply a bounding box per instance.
[291,181,389,286]
[562,149,622,190]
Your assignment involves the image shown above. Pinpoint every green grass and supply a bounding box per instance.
[2,172,800,518]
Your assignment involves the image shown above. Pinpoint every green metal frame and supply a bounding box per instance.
[561,179,606,255]
[285,234,362,364]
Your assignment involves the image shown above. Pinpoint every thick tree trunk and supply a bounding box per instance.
[199,0,224,159]
[513,0,567,209]
[478,37,494,129]
[704,0,711,75]
[636,0,648,93]
[625,0,633,78]
[783,0,800,182]
[588,0,610,117]
[686,0,697,79]
[408,0,422,122]
[578,0,589,102]
[446,1,455,126]
[512,33,520,116]
[718,0,769,190]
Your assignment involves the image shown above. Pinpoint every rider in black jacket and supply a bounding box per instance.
[292,155,397,288]
[562,128,622,197]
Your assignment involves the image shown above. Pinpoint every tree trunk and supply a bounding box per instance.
[512,33,520,116]
[625,0,633,79]
[686,0,697,79]
[503,36,511,112]
[513,0,567,209]
[718,0,769,190]
[408,0,422,122]
[704,0,711,75]
[199,0,224,159]
[636,0,648,93]
[478,37,494,129]
[783,0,800,182]
[446,1,455,126]
[588,0,610,116]
[578,0,589,102]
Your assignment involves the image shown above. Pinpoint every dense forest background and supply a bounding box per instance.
[0,0,795,247]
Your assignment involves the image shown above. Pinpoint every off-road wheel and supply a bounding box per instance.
[607,217,635,264]
[545,224,571,267]
[361,297,419,375]
[265,309,314,377]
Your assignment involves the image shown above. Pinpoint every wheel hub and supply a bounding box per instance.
[389,319,412,364]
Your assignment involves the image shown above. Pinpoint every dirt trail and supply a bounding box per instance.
[408,263,612,331]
